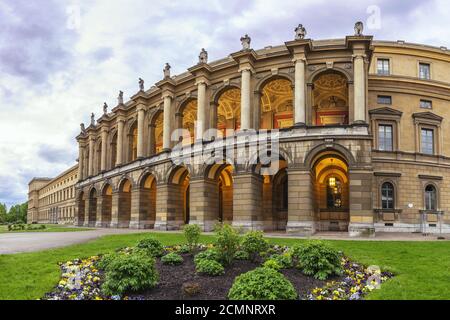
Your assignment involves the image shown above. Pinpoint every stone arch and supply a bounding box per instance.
[213,86,241,136]
[99,182,113,228]
[138,169,159,187]
[76,191,86,226]
[87,187,98,227]
[114,176,133,228]
[308,66,352,84]
[304,143,356,169]
[246,146,293,172]
[165,165,190,226]
[176,98,197,145]
[176,96,198,114]
[255,73,294,93]
[133,170,157,229]
[211,83,241,106]
[149,107,164,154]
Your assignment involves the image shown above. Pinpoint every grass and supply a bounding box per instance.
[0,224,92,233]
[0,232,449,300]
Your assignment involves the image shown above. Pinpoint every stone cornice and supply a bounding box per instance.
[412,111,443,123]
[369,107,403,117]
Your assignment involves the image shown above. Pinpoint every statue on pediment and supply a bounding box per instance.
[163,63,171,78]
[199,48,208,64]
[118,91,124,105]
[295,24,307,40]
[139,78,145,91]
[354,21,364,36]
[240,34,251,51]
[103,102,108,115]
[90,113,95,126]
[80,123,86,134]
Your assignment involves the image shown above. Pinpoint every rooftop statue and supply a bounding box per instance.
[103,102,108,115]
[295,24,307,40]
[80,123,86,134]
[240,34,251,51]
[163,63,171,78]
[118,91,124,105]
[354,21,364,36]
[90,113,95,126]
[139,78,145,91]
[199,48,208,64]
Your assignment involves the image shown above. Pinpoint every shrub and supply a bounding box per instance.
[176,244,191,254]
[262,259,282,271]
[214,224,240,265]
[161,253,184,265]
[195,259,225,276]
[194,249,220,264]
[269,253,293,269]
[241,231,269,261]
[8,224,25,231]
[228,267,297,300]
[26,224,46,231]
[234,250,250,260]
[136,237,165,257]
[291,240,342,280]
[101,251,159,296]
[183,224,202,250]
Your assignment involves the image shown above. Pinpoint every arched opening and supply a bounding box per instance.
[139,173,157,228]
[312,153,350,231]
[168,166,190,227]
[128,123,138,162]
[217,88,241,137]
[205,164,234,224]
[381,182,395,210]
[110,132,117,170]
[117,178,132,228]
[260,78,294,129]
[100,184,113,227]
[88,188,97,227]
[153,111,164,154]
[77,191,85,226]
[312,71,349,126]
[425,184,437,211]
[179,99,197,145]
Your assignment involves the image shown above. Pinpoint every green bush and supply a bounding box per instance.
[268,253,293,269]
[262,259,282,271]
[228,267,297,300]
[97,252,118,270]
[214,224,240,265]
[195,259,225,276]
[240,231,269,261]
[26,224,46,231]
[161,253,184,265]
[101,251,159,296]
[234,250,250,260]
[194,249,220,264]
[7,224,25,231]
[176,244,191,254]
[183,224,202,250]
[290,240,342,280]
[136,237,165,257]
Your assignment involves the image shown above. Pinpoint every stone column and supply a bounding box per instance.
[137,105,145,158]
[163,94,172,150]
[232,173,264,230]
[88,137,94,177]
[130,188,155,229]
[196,81,207,140]
[353,54,366,123]
[240,68,252,130]
[78,145,85,181]
[189,178,218,232]
[100,129,108,172]
[294,58,306,125]
[155,183,184,230]
[116,119,124,166]
[348,170,375,237]
[110,191,120,228]
[286,170,315,235]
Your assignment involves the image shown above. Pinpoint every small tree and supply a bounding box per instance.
[214,224,240,266]
[183,224,202,251]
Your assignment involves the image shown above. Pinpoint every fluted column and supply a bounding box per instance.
[88,137,94,177]
[78,144,85,181]
[100,129,108,171]
[353,54,366,123]
[163,94,172,150]
[294,58,306,125]
[116,119,124,166]
[196,81,207,140]
[137,105,145,158]
[240,68,252,130]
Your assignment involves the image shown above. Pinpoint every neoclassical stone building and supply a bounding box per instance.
[30,23,450,236]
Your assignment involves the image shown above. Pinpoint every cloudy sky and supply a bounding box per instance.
[0,0,449,208]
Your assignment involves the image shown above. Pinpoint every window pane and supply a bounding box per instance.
[377,96,392,105]
[419,63,430,80]
[379,125,393,151]
[425,185,437,210]
[377,59,390,75]
[381,182,394,209]
[421,129,434,154]
[420,100,432,109]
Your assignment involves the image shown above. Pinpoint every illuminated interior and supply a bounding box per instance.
[154,111,164,153]
[181,99,197,145]
[217,88,241,136]
[260,79,294,129]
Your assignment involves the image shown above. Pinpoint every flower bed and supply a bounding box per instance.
[43,243,393,301]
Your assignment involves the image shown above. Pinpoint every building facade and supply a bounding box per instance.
[30,24,450,236]
[27,165,78,224]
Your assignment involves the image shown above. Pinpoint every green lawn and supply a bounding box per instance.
[0,224,92,233]
[0,232,449,300]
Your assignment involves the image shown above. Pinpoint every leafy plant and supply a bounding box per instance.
[290,240,342,280]
[195,259,225,276]
[183,224,202,251]
[228,267,297,300]
[161,253,184,265]
[176,244,191,254]
[194,249,220,264]
[262,259,282,271]
[214,224,240,265]
[136,237,165,257]
[268,253,293,269]
[234,250,250,260]
[101,251,159,296]
[240,231,269,261]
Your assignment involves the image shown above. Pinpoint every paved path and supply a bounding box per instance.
[1,228,448,255]
[0,228,153,255]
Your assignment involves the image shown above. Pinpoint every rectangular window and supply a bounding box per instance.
[377,95,392,105]
[377,59,390,75]
[419,63,431,80]
[378,125,393,151]
[420,100,432,109]
[421,129,434,155]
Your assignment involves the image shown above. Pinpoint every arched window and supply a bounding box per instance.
[327,177,342,209]
[425,184,437,211]
[381,182,394,210]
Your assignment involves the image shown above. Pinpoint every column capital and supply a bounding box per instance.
[352,53,367,60]
[162,91,174,100]
[195,77,210,87]
[238,65,255,74]
[136,103,147,112]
